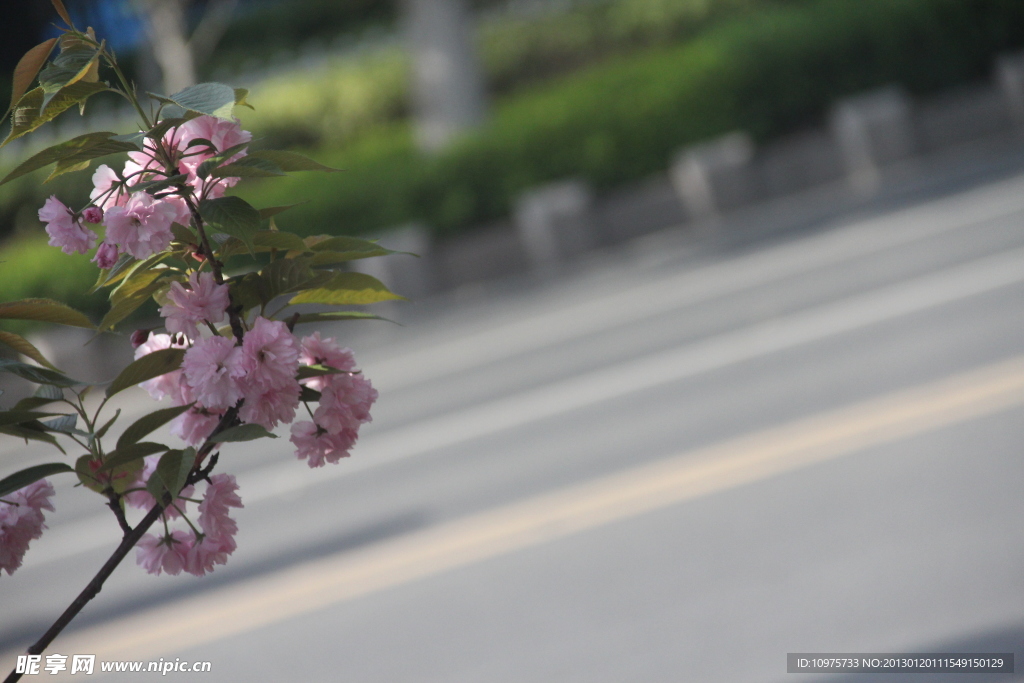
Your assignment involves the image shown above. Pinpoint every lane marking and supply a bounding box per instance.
[23,244,1024,569]
[367,174,1024,391]
[246,245,1024,497]
[16,354,1024,670]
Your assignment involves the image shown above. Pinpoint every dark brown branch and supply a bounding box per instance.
[5,409,239,683]
[3,501,166,683]
[105,492,133,538]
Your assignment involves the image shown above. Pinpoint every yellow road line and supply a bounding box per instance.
[12,356,1024,669]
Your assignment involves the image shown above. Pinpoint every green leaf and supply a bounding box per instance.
[116,404,193,450]
[165,82,236,119]
[258,203,307,220]
[246,150,339,173]
[210,155,286,178]
[42,414,79,434]
[74,454,103,492]
[0,331,60,370]
[132,173,189,195]
[218,230,310,259]
[234,87,253,110]
[38,42,102,110]
[0,298,94,328]
[200,196,261,254]
[213,150,340,178]
[144,112,200,141]
[110,268,170,306]
[47,139,140,183]
[196,141,253,179]
[8,38,58,118]
[106,348,185,398]
[147,448,195,500]
[296,365,350,380]
[0,463,73,500]
[97,277,169,332]
[14,384,64,411]
[299,386,322,402]
[94,408,120,440]
[231,257,330,311]
[0,131,138,186]
[100,252,166,292]
[0,423,64,451]
[289,272,404,306]
[98,442,168,473]
[0,359,80,387]
[0,410,62,428]
[2,81,108,147]
[209,423,278,442]
[50,0,74,27]
[90,253,135,293]
[292,311,384,325]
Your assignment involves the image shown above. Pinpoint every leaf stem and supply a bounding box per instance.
[102,49,151,129]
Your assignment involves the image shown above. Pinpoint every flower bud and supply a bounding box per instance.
[91,241,119,269]
[82,206,104,224]
[130,329,151,348]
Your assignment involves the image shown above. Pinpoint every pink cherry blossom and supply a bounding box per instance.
[198,474,242,541]
[178,116,251,166]
[170,406,223,447]
[38,196,97,255]
[136,530,192,576]
[123,456,193,519]
[239,317,300,393]
[238,380,300,430]
[161,271,231,340]
[103,192,181,259]
[82,206,103,224]
[181,336,244,410]
[290,421,357,468]
[134,333,189,402]
[92,241,119,269]
[183,534,235,576]
[0,479,55,576]
[299,333,356,391]
[313,373,377,435]
[90,164,128,210]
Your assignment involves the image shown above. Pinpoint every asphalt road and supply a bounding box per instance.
[2,168,1024,682]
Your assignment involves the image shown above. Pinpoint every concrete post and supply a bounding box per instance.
[514,180,595,272]
[402,0,488,152]
[830,86,915,193]
[353,224,435,302]
[669,131,755,225]
[996,52,1024,126]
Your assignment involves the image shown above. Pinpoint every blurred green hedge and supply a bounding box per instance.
[3,0,1024,317]
[244,0,775,148]
[241,0,1024,238]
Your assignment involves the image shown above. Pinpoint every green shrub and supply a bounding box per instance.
[243,0,779,148]
[0,236,106,323]
[240,0,1024,238]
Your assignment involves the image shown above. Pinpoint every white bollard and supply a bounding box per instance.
[353,223,435,301]
[513,179,595,272]
[996,51,1024,126]
[669,131,755,224]
[830,85,915,193]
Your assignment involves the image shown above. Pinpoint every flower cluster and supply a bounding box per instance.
[291,333,378,468]
[135,474,242,576]
[37,115,250,264]
[12,82,382,584]
[0,480,55,576]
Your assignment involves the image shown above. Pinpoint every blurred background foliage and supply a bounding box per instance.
[1,0,1024,317]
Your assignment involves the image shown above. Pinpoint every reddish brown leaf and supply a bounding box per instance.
[10,38,58,112]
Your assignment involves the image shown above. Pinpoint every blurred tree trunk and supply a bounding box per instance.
[401,0,487,152]
[133,0,237,95]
